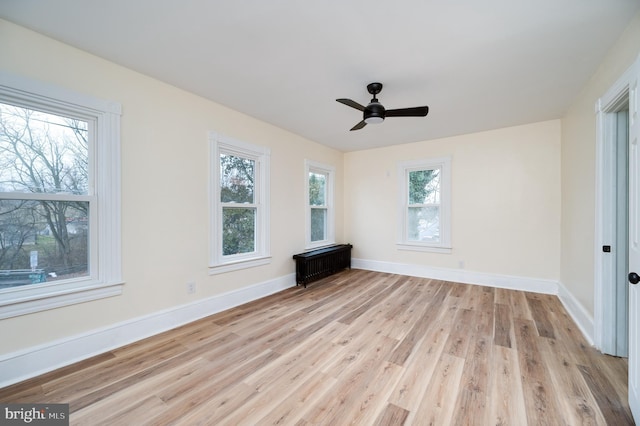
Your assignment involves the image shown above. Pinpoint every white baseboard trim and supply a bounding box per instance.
[352,258,559,294]
[0,273,296,388]
[353,258,595,344]
[556,280,595,345]
[1,261,596,388]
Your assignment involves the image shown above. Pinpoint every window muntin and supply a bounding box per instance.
[0,103,93,283]
[407,168,441,243]
[398,157,451,253]
[210,133,270,272]
[305,161,335,249]
[0,72,122,319]
[220,153,257,257]
[309,171,328,243]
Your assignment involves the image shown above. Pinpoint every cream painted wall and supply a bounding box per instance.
[1,9,638,365]
[561,13,640,316]
[0,19,343,353]
[344,120,561,282]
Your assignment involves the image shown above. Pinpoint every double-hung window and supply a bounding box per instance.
[0,72,122,319]
[305,160,335,249]
[210,133,270,273]
[398,157,451,253]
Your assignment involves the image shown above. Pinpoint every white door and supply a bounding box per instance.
[628,58,640,422]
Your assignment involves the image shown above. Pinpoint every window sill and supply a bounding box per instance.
[208,256,272,275]
[305,241,337,251]
[397,243,452,254]
[0,280,124,320]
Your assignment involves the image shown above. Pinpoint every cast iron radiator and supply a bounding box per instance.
[292,244,353,287]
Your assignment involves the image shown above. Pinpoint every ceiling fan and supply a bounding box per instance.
[336,82,429,131]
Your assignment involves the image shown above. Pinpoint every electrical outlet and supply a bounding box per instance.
[187,282,196,294]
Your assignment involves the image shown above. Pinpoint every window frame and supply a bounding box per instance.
[0,71,123,319]
[397,156,452,253]
[209,132,271,274]
[305,160,335,250]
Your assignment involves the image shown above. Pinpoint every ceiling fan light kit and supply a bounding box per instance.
[337,82,429,131]
[364,115,384,124]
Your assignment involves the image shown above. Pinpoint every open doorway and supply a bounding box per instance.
[595,53,640,423]
[612,107,629,356]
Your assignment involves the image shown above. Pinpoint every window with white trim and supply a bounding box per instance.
[0,72,122,319]
[398,157,451,253]
[210,133,270,273]
[305,160,335,249]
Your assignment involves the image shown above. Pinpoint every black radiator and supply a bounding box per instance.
[292,244,353,287]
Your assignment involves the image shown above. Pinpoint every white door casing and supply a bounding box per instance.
[595,66,633,356]
[627,54,640,423]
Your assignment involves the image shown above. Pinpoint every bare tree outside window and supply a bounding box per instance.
[0,103,90,287]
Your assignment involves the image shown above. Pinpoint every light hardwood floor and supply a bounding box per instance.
[0,270,634,425]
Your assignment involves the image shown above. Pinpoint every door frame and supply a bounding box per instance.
[594,64,634,355]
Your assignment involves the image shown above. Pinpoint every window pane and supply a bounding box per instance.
[222,207,255,255]
[0,199,89,288]
[220,154,254,203]
[408,206,440,242]
[0,103,89,195]
[408,169,440,204]
[310,208,327,242]
[309,172,326,206]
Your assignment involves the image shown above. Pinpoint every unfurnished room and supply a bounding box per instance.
[1,1,640,425]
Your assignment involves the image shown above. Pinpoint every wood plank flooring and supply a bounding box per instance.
[0,270,634,425]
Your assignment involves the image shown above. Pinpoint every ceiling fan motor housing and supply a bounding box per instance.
[364,101,385,123]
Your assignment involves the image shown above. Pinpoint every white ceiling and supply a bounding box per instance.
[1,1,639,152]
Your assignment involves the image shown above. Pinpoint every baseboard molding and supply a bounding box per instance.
[0,273,296,388]
[353,258,595,344]
[1,261,596,388]
[556,280,595,345]
[352,258,559,294]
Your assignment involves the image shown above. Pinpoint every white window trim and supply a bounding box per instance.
[209,132,271,274]
[0,71,123,319]
[397,156,452,254]
[305,160,335,249]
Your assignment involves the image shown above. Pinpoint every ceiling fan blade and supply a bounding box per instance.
[337,98,366,111]
[350,120,367,131]
[385,106,429,117]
